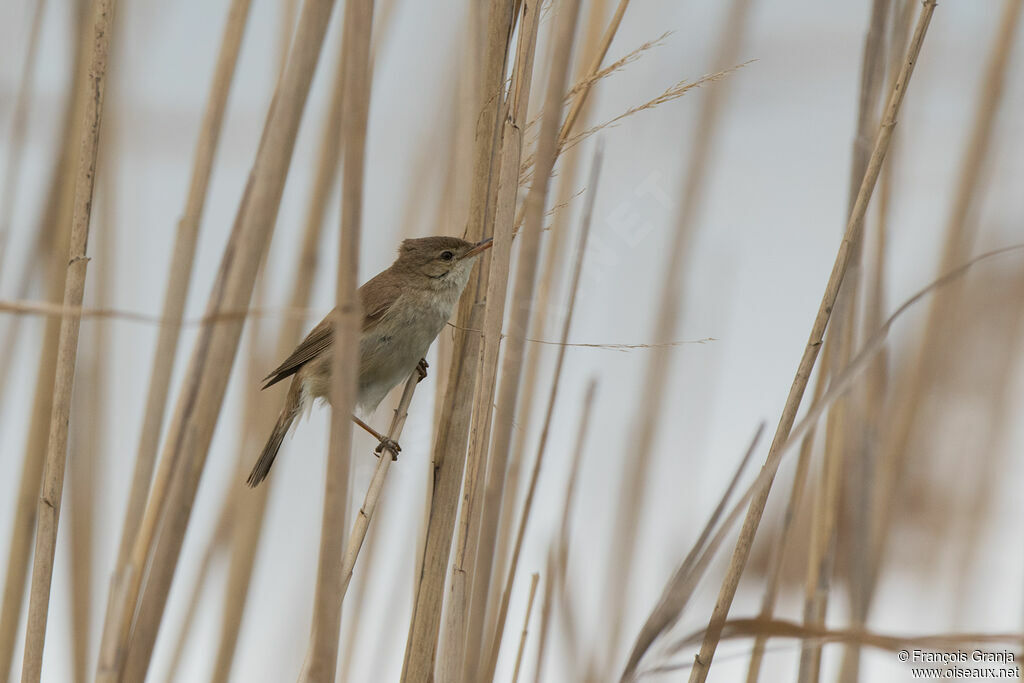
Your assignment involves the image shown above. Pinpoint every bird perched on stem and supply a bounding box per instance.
[246,235,493,487]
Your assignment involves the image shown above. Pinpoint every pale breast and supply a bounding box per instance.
[356,287,459,410]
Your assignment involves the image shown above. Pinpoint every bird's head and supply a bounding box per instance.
[395,235,493,287]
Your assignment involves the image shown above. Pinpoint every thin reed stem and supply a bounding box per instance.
[20,0,117,679]
[305,0,373,679]
[687,4,938,680]
[487,145,601,683]
[400,1,517,679]
[97,2,253,674]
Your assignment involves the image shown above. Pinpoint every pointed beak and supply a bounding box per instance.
[460,237,494,260]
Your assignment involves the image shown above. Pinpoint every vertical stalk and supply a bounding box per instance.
[20,0,117,679]
[686,4,937,680]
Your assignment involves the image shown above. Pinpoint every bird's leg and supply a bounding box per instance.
[416,358,429,383]
[351,415,401,460]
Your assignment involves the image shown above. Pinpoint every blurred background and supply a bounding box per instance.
[1,0,1022,681]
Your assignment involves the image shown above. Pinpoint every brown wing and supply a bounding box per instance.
[260,275,402,390]
[359,270,403,333]
[261,317,333,389]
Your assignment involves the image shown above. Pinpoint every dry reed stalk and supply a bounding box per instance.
[838,7,911,681]
[491,0,608,633]
[511,573,540,683]
[305,0,373,680]
[0,0,46,273]
[559,0,630,142]
[18,0,116,678]
[460,0,584,665]
[866,0,1022,611]
[102,2,339,679]
[795,3,891,681]
[440,2,541,678]
[335,371,418,604]
[162,503,232,683]
[742,402,817,683]
[97,2,253,668]
[209,10,348,681]
[0,4,90,674]
[67,98,118,683]
[483,144,600,683]
[541,379,598,681]
[619,426,763,682]
[400,0,517,678]
[686,7,938,680]
[599,0,753,673]
[337,474,389,682]
[617,241,1024,680]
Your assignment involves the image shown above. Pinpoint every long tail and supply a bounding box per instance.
[247,387,301,487]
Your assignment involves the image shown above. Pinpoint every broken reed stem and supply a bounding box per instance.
[104,2,339,680]
[511,573,540,683]
[98,0,252,667]
[0,0,46,272]
[484,145,601,683]
[441,2,540,678]
[686,4,937,681]
[20,0,116,680]
[306,0,373,680]
[399,1,516,679]
[601,0,753,672]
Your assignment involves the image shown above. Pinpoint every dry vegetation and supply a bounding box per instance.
[1,0,1023,682]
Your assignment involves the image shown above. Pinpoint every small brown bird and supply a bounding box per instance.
[246,235,493,487]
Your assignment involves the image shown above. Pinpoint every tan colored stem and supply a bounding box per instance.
[400,1,517,679]
[0,0,47,272]
[96,3,253,673]
[305,0,373,680]
[867,0,1022,611]
[20,0,116,679]
[686,3,938,681]
[441,2,541,678]
[511,573,540,683]
[209,8,348,681]
[603,0,753,670]
[101,1,339,680]
[0,4,90,675]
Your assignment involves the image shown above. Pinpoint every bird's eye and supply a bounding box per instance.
[440,250,454,261]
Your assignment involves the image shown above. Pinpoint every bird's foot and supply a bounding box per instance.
[375,437,401,461]
[416,358,429,383]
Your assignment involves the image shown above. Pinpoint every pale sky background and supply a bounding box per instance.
[1,1,1023,682]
